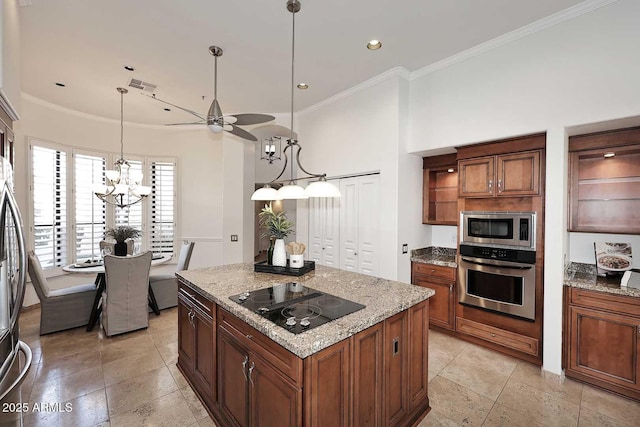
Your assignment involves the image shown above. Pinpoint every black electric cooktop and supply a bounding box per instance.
[229,283,365,334]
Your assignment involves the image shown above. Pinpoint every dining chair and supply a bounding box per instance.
[102,251,152,336]
[27,251,98,335]
[148,241,195,310]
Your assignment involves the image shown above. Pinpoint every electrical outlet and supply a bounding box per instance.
[402,244,408,254]
[230,234,238,242]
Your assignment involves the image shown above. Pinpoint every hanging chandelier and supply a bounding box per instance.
[251,0,340,201]
[94,88,151,208]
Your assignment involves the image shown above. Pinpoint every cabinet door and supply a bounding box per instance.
[193,307,216,402]
[218,325,250,427]
[496,151,540,196]
[459,157,494,197]
[569,306,640,391]
[340,179,359,272]
[353,323,383,427]
[414,275,454,330]
[384,310,409,426]
[250,355,302,427]
[178,294,195,372]
[309,197,341,267]
[408,301,429,411]
[356,176,379,276]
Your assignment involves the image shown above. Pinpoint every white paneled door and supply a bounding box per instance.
[308,197,340,267]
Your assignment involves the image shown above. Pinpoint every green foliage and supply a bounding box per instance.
[258,203,295,240]
[105,226,141,243]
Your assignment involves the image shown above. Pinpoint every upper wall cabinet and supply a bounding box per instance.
[569,127,640,234]
[422,153,458,225]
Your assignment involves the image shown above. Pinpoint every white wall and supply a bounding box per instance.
[0,0,21,116]
[431,225,458,249]
[408,0,640,374]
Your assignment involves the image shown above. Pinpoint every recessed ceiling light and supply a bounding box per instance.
[367,40,382,50]
[55,82,66,87]
[447,168,454,173]
[604,152,615,158]
[164,108,171,112]
[297,83,308,89]
[124,65,135,72]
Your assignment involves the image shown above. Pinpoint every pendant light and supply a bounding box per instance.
[94,88,151,208]
[251,0,340,201]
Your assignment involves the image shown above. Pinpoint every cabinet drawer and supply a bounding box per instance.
[179,282,214,315]
[219,308,303,386]
[456,317,539,357]
[412,263,455,280]
[570,288,640,318]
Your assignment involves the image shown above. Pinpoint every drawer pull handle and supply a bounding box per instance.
[393,337,400,355]
[248,361,255,386]
[449,284,453,293]
[488,179,493,191]
[242,355,248,382]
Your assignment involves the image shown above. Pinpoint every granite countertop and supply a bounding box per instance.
[410,247,457,268]
[176,263,434,359]
[564,262,640,298]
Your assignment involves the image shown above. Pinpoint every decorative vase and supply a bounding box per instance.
[272,239,287,267]
[290,254,304,268]
[114,242,128,256]
[267,238,274,265]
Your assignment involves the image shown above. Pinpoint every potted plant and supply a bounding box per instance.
[105,226,141,256]
[258,203,294,267]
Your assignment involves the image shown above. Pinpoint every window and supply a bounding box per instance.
[31,145,68,269]
[29,139,177,270]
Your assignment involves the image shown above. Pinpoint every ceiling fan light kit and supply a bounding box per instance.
[251,0,340,201]
[94,87,152,208]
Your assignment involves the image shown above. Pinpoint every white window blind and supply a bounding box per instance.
[149,161,175,255]
[32,146,68,268]
[74,153,106,262]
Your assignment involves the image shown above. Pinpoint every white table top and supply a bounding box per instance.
[62,254,172,274]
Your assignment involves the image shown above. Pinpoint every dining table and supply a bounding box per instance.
[62,254,171,331]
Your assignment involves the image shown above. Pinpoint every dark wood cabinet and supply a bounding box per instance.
[569,127,640,234]
[459,151,540,198]
[564,287,640,401]
[351,323,383,427]
[412,263,456,331]
[178,285,215,404]
[422,153,458,225]
[385,310,409,426]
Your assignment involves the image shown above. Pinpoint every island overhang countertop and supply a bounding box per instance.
[177,263,434,358]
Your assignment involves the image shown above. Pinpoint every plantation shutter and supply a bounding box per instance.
[149,161,175,256]
[31,145,68,268]
[74,152,106,262]
[114,159,144,247]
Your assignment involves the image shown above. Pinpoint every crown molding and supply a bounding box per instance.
[411,0,619,80]
[21,92,198,131]
[0,89,20,121]
[298,66,410,116]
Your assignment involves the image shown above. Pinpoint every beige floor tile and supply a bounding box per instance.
[167,362,189,389]
[106,365,178,416]
[150,329,178,347]
[496,379,580,427]
[429,330,470,355]
[416,409,460,426]
[578,407,635,427]
[30,388,109,427]
[102,349,166,386]
[483,403,546,427]
[37,330,102,360]
[440,345,517,401]
[580,385,640,426]
[109,389,197,427]
[156,341,179,365]
[181,385,210,421]
[509,362,583,406]
[35,347,102,384]
[196,416,218,427]
[428,376,493,426]
[28,365,104,404]
[100,334,156,364]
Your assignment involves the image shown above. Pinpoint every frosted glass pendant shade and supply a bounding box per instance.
[277,183,309,200]
[305,180,341,198]
[208,123,224,133]
[251,185,282,201]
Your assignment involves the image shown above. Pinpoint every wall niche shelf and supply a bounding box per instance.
[423,153,458,225]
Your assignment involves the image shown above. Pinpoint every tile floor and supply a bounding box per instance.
[3,306,640,426]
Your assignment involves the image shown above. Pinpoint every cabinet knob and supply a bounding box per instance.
[246,334,253,340]
[498,179,503,193]
[491,333,496,337]
[449,284,453,293]
[488,179,493,191]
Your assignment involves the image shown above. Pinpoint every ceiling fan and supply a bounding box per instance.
[147,45,275,141]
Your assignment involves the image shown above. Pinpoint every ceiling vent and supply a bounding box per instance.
[127,78,157,93]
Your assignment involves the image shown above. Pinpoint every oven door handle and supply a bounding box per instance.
[460,256,534,270]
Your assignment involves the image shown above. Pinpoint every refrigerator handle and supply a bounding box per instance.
[0,341,32,401]
[5,191,28,330]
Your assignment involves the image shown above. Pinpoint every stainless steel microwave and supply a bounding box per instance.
[460,211,536,250]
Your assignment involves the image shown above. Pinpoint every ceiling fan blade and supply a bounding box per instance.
[226,124,258,141]
[229,113,276,126]
[165,121,206,126]
[145,94,206,121]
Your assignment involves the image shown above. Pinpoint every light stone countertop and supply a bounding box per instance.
[177,263,434,359]
[410,247,457,268]
[564,262,640,298]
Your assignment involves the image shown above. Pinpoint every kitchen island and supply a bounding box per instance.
[176,263,434,427]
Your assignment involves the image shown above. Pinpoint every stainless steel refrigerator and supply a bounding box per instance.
[0,157,32,409]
